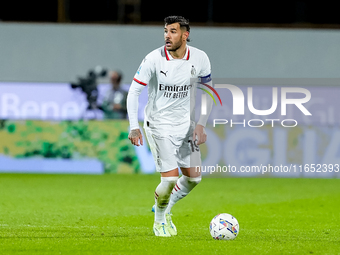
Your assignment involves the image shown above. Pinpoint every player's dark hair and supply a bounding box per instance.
[164,16,190,42]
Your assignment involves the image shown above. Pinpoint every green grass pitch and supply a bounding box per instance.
[0,174,339,255]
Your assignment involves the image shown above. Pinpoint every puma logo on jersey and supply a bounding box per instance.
[160,70,168,77]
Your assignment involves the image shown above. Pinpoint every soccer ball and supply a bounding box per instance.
[209,213,239,240]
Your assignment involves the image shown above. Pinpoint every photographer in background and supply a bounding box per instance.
[101,70,128,119]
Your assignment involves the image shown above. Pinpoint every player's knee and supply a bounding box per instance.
[187,175,202,186]
[157,176,178,197]
[162,176,178,189]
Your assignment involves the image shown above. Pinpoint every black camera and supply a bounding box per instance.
[71,66,107,110]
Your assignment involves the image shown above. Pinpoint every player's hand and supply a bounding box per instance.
[128,129,143,146]
[193,124,207,145]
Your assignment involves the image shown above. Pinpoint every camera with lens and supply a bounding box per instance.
[71,66,107,110]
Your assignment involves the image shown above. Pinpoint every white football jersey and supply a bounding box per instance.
[132,45,211,133]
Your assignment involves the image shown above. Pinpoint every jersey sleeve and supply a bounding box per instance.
[198,52,211,82]
[127,53,155,130]
[132,53,155,86]
[127,81,144,130]
[197,52,213,127]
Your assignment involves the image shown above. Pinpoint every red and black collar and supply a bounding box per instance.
[164,46,190,61]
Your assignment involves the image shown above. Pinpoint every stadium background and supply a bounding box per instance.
[1,2,340,175]
[1,1,340,254]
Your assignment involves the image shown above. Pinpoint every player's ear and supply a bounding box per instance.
[183,31,189,41]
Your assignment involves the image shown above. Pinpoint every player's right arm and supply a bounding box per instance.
[127,54,155,146]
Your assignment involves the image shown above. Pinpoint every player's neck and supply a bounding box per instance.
[169,43,187,59]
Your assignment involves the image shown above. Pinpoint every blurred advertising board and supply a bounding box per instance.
[0,79,339,177]
[0,120,139,174]
[0,82,146,120]
[192,79,340,177]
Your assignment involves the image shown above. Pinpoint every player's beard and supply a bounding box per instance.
[167,36,183,52]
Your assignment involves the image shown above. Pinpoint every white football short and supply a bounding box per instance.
[144,122,202,173]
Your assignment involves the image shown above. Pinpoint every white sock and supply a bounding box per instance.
[165,175,202,214]
[154,176,178,223]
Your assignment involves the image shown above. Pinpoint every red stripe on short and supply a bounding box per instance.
[176,184,181,190]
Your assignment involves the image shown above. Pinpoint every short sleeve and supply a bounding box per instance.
[133,54,155,86]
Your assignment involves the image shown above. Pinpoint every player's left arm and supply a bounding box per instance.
[193,52,213,145]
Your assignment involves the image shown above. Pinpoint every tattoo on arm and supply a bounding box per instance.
[130,129,141,138]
